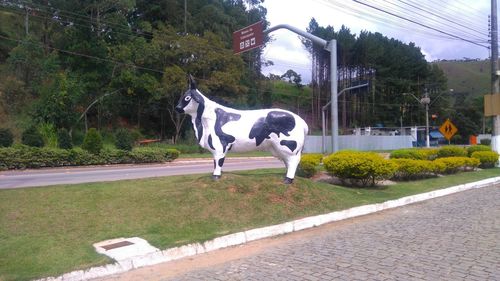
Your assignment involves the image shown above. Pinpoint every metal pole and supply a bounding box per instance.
[491,0,500,162]
[322,109,326,153]
[329,39,339,153]
[184,0,187,34]
[421,89,431,148]
[425,101,430,148]
[321,83,368,153]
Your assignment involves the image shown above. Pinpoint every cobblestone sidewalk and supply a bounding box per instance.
[168,185,500,281]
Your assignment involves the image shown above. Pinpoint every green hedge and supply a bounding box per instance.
[323,151,397,187]
[466,145,491,157]
[297,154,323,178]
[437,145,467,158]
[433,157,479,174]
[389,148,438,160]
[471,151,499,168]
[0,145,180,170]
[390,158,438,180]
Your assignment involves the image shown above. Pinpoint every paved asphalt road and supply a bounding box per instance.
[100,184,500,281]
[0,157,283,189]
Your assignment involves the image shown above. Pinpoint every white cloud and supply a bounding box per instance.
[260,0,493,82]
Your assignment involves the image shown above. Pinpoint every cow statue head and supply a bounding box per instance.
[175,75,204,114]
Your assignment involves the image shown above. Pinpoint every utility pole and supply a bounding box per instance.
[422,89,431,148]
[492,0,500,160]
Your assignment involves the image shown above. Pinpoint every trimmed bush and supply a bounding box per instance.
[0,128,14,147]
[115,128,134,151]
[433,157,475,174]
[0,146,180,170]
[464,157,481,171]
[21,126,44,147]
[81,128,103,154]
[471,151,499,168]
[391,158,437,180]
[57,128,73,149]
[389,148,438,160]
[297,154,323,178]
[466,145,491,157]
[437,145,467,158]
[323,151,397,187]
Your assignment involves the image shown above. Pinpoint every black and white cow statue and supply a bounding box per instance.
[175,76,308,184]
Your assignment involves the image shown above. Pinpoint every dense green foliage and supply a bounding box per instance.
[0,145,179,170]
[323,151,397,187]
[81,128,103,154]
[297,154,323,178]
[38,122,58,148]
[0,0,474,144]
[471,151,499,168]
[115,128,134,151]
[0,0,267,143]
[0,128,13,147]
[21,126,44,147]
[303,19,448,131]
[57,128,73,149]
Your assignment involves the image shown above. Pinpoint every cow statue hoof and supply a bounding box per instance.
[283,177,294,184]
[212,175,221,180]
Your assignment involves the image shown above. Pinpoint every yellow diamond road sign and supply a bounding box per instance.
[439,119,458,141]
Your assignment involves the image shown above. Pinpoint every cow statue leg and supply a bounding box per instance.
[212,152,226,180]
[270,143,302,184]
[283,153,301,184]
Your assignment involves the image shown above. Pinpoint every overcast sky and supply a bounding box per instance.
[261,0,492,83]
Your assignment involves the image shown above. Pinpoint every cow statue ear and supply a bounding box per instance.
[188,74,197,90]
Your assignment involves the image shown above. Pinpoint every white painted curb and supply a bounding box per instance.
[37,176,500,281]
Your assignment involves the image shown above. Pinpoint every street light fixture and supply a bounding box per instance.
[403,90,430,148]
[403,89,454,148]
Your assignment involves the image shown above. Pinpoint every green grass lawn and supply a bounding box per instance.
[0,168,499,280]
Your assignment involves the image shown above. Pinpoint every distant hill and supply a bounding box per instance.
[434,59,490,96]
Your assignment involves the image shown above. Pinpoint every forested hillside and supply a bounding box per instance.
[434,59,491,139]
[0,0,268,143]
[435,59,489,97]
[302,18,449,133]
[0,0,485,145]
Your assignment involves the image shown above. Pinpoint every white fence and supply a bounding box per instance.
[304,135,414,153]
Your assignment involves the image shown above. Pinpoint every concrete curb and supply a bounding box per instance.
[38,176,500,281]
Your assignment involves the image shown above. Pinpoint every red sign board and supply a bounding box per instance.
[232,21,264,54]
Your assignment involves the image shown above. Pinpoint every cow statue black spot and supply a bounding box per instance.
[175,75,308,184]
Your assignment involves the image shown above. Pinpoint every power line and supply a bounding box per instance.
[351,0,489,48]
[0,4,153,43]
[316,0,465,42]
[365,0,488,41]
[0,34,166,74]
[417,0,486,28]
[394,0,489,38]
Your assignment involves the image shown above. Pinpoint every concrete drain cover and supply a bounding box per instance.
[93,237,159,261]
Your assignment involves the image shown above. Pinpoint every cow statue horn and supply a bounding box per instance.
[188,74,197,90]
